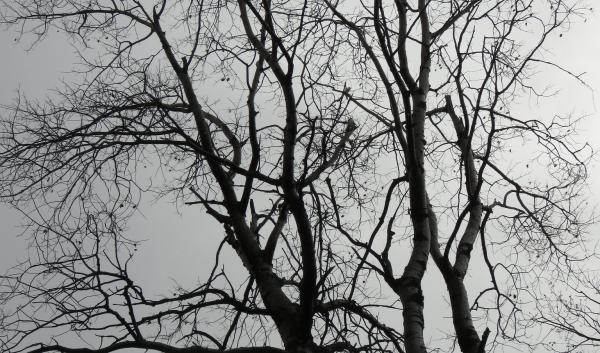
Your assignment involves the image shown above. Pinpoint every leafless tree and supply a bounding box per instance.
[0,1,595,353]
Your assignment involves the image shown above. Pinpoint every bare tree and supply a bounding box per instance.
[0,1,595,353]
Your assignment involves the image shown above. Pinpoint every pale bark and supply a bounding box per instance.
[392,1,434,351]
[395,93,430,353]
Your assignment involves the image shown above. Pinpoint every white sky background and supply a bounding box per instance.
[1,4,600,353]
[0,22,229,291]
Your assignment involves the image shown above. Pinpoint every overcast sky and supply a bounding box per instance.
[1,5,600,353]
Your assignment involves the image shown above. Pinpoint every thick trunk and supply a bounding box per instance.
[155,16,311,351]
[229,215,304,349]
[398,282,427,353]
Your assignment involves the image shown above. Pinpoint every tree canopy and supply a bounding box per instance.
[0,1,597,353]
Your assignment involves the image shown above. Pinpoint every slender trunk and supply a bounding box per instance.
[430,201,483,353]
[395,90,430,353]
[443,270,481,353]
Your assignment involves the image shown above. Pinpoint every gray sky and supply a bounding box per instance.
[1,5,600,353]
